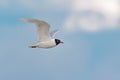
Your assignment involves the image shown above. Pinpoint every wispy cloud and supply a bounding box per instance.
[0,0,10,8]
[1,0,120,32]
[64,0,120,32]
[0,0,69,11]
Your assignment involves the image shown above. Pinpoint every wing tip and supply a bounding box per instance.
[20,18,28,22]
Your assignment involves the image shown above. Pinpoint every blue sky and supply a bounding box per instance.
[0,0,120,80]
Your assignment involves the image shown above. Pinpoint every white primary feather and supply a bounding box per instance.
[21,18,52,42]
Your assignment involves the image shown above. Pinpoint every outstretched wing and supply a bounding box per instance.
[21,18,52,42]
[50,29,59,38]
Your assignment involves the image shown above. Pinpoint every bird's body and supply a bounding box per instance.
[21,18,63,49]
[30,39,56,48]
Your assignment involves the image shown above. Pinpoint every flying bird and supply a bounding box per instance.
[21,18,64,48]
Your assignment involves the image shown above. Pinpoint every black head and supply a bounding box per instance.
[55,39,64,45]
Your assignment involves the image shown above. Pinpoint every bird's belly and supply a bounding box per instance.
[38,40,56,48]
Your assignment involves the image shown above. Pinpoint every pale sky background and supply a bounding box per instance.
[0,0,120,80]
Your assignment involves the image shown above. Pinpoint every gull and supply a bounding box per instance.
[21,18,64,48]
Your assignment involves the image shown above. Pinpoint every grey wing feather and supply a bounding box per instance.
[21,18,52,42]
[50,29,59,38]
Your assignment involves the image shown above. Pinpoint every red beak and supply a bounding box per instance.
[60,41,64,44]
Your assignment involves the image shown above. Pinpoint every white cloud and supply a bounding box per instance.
[64,0,120,32]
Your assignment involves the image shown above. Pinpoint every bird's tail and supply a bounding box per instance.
[28,43,40,48]
[29,45,38,48]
